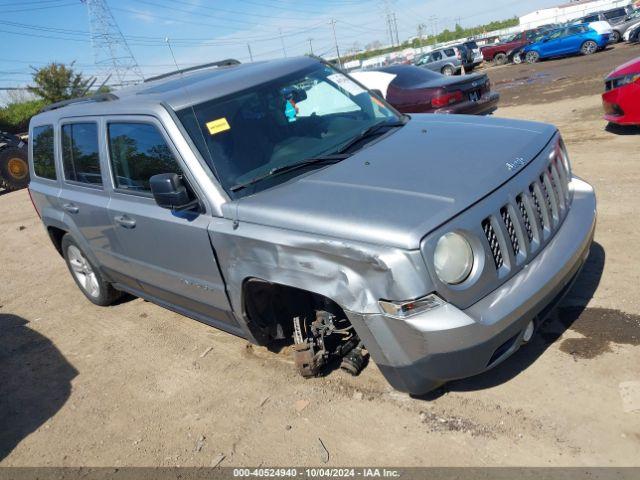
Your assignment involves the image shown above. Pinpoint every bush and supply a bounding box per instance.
[0,99,45,134]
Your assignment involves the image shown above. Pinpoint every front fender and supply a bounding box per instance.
[208,218,433,316]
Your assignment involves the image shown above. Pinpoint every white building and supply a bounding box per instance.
[519,0,633,29]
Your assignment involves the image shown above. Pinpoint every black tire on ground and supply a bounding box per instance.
[494,53,507,66]
[513,53,523,65]
[581,40,598,55]
[441,65,454,76]
[61,234,122,306]
[525,51,540,64]
[611,30,621,43]
[0,146,30,191]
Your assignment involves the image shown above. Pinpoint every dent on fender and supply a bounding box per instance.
[210,221,433,315]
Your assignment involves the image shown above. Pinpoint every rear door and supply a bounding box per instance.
[103,116,238,332]
[563,25,589,53]
[540,28,566,56]
[57,118,118,266]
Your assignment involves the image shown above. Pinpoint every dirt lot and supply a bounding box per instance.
[1,44,640,467]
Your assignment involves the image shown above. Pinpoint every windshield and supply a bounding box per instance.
[177,62,398,197]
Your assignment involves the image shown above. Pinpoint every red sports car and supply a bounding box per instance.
[602,56,640,126]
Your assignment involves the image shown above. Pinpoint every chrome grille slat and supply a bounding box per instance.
[541,173,559,223]
[550,162,565,211]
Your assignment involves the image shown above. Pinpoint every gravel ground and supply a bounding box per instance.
[1,44,639,467]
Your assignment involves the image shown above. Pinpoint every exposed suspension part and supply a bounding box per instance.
[292,310,368,378]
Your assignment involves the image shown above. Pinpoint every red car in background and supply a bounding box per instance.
[480,28,541,65]
[603,56,640,125]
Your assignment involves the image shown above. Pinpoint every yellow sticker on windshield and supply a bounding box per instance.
[206,117,231,135]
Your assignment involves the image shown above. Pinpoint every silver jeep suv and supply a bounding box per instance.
[28,57,596,394]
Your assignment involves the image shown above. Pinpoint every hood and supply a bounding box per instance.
[607,56,640,78]
[228,114,557,250]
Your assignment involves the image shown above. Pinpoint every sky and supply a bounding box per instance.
[0,0,562,101]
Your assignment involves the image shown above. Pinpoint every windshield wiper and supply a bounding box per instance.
[230,154,350,192]
[335,118,407,155]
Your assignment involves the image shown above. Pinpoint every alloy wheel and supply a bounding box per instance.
[67,245,101,298]
[582,41,597,55]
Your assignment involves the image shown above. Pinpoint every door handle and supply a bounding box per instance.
[114,215,136,229]
[62,203,79,214]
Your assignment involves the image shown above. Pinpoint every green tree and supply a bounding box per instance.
[28,62,93,104]
[0,99,46,133]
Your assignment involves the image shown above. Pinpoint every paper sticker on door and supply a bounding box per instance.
[206,118,231,135]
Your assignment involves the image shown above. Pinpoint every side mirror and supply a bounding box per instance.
[150,173,198,211]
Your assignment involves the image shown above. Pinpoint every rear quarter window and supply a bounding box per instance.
[32,125,56,180]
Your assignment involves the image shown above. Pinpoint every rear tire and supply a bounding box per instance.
[512,53,523,65]
[441,65,454,76]
[525,51,540,64]
[611,30,621,43]
[0,147,29,191]
[494,53,507,66]
[581,40,597,55]
[61,234,122,306]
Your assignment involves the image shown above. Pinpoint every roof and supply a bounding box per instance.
[33,56,319,120]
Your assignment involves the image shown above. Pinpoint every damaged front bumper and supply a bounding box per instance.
[346,177,596,395]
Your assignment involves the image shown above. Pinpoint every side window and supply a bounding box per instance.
[107,122,181,194]
[514,33,523,41]
[604,9,625,19]
[32,125,56,180]
[548,29,564,40]
[443,48,455,57]
[584,15,598,22]
[62,122,102,186]
[431,51,442,61]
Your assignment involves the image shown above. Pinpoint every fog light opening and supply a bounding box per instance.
[523,321,535,343]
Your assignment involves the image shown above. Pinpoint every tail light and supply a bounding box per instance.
[27,187,41,219]
[431,91,463,108]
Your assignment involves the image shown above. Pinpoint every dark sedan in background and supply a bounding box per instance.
[351,65,499,115]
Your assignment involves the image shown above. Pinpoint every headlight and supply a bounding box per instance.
[610,73,640,89]
[379,293,444,318]
[433,232,474,285]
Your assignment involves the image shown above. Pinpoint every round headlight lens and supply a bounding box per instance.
[433,232,474,285]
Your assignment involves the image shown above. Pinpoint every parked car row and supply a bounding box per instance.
[481,7,639,67]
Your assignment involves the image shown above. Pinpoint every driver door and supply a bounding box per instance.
[103,116,239,332]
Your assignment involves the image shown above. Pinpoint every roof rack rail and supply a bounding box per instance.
[40,93,119,113]
[144,59,241,83]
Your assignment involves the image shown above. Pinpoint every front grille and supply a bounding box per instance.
[482,219,503,269]
[481,156,572,272]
